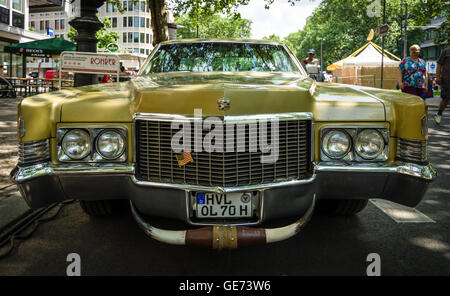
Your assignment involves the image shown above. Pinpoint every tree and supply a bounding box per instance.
[175,14,252,39]
[262,34,282,42]
[68,16,120,49]
[106,0,315,45]
[277,0,428,68]
[410,0,449,46]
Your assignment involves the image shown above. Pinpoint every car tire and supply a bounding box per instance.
[317,199,368,216]
[79,200,128,217]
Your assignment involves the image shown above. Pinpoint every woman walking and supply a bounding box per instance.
[398,44,428,97]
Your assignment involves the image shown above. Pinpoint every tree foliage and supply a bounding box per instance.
[410,0,449,46]
[105,0,316,44]
[68,16,120,49]
[263,0,434,68]
[175,14,251,39]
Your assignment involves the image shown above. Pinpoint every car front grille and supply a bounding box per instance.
[18,139,50,166]
[135,116,312,187]
[396,138,427,164]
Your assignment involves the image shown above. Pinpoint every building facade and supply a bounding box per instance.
[29,0,154,55]
[0,0,48,77]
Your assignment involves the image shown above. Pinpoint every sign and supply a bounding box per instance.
[107,43,119,52]
[59,51,120,87]
[19,48,50,57]
[375,24,390,36]
[47,27,54,37]
[60,52,120,74]
[427,61,437,74]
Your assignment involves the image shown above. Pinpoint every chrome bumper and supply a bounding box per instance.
[10,161,436,223]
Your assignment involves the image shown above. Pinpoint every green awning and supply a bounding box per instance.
[5,37,76,57]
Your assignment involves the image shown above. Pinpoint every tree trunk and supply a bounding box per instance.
[149,0,169,46]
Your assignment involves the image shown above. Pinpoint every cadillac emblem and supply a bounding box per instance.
[218,97,231,111]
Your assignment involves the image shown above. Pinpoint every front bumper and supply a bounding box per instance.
[10,161,436,221]
[10,161,436,248]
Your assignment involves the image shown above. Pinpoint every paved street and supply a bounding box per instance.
[0,98,449,276]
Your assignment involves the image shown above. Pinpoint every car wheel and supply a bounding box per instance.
[79,200,128,217]
[317,199,368,216]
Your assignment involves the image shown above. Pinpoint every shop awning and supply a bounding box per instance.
[5,37,76,57]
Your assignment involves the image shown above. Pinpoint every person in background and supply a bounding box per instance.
[301,49,321,80]
[120,62,125,73]
[398,44,428,97]
[434,47,450,125]
[102,74,111,83]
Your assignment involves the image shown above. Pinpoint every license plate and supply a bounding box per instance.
[195,192,252,218]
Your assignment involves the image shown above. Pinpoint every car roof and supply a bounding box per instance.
[159,38,283,46]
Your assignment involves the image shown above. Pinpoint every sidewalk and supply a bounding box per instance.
[0,98,30,230]
[425,95,443,109]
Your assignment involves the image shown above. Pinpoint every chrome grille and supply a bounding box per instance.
[136,117,312,186]
[18,139,50,166]
[396,138,427,163]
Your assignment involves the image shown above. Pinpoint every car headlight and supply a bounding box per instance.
[62,129,91,160]
[96,130,125,160]
[322,130,351,159]
[355,129,385,160]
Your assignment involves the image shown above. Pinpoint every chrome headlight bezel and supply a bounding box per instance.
[61,129,91,160]
[320,126,389,162]
[57,126,128,163]
[354,129,385,160]
[95,129,126,160]
[321,129,352,160]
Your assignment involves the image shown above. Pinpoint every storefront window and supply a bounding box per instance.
[0,0,7,7]
[0,41,23,77]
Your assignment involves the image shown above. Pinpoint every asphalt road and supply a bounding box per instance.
[0,110,449,276]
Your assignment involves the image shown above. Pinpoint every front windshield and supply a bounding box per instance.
[141,42,301,74]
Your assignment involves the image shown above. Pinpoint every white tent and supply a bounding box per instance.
[327,41,401,70]
[327,30,401,89]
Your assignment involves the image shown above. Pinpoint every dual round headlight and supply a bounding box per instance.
[354,129,385,160]
[322,129,385,160]
[62,129,125,160]
[61,129,91,160]
[322,130,351,159]
[95,130,126,160]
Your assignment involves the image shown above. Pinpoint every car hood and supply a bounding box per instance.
[58,72,386,122]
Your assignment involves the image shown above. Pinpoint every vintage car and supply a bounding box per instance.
[10,39,436,249]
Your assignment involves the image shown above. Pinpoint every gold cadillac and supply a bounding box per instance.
[10,39,436,249]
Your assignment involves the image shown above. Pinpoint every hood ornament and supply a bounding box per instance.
[218,97,231,111]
